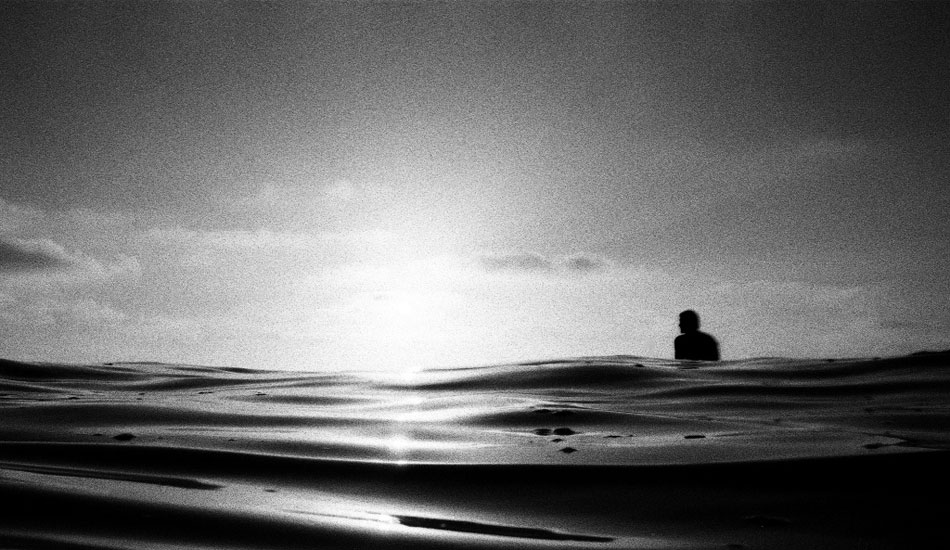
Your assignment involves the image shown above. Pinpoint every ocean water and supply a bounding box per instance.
[1,353,949,549]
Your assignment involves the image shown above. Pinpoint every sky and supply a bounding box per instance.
[1,1,948,372]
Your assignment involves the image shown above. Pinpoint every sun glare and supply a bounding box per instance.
[360,290,449,343]
[329,258,473,372]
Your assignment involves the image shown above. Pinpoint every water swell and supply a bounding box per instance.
[2,353,949,548]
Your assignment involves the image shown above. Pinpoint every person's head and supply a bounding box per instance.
[678,310,700,333]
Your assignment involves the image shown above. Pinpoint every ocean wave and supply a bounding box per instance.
[1,353,949,548]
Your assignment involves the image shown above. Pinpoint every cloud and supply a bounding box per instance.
[0,236,140,290]
[232,183,308,212]
[0,237,76,273]
[480,252,553,272]
[562,254,609,272]
[146,226,400,256]
[72,254,141,282]
[146,227,320,251]
[0,198,143,280]
[0,198,44,233]
[0,294,128,326]
[479,252,610,274]
[67,298,129,323]
[1,198,139,236]
[233,179,393,214]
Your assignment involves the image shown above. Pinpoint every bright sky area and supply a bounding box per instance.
[1,1,948,371]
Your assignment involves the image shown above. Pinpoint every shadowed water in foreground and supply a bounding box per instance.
[1,353,949,548]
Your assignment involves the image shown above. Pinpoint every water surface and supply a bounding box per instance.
[1,353,948,548]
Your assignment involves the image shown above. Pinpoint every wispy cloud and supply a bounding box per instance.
[480,252,553,272]
[0,295,128,326]
[0,247,141,290]
[145,225,400,255]
[479,252,610,274]
[146,227,320,251]
[1,197,140,237]
[0,198,44,234]
[562,254,609,272]
[232,178,393,214]
[0,237,76,273]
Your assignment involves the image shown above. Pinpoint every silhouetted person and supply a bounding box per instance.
[674,310,719,361]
